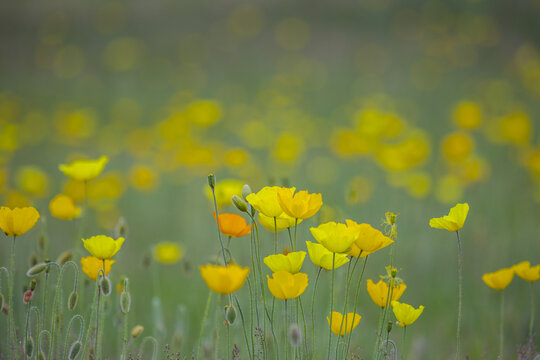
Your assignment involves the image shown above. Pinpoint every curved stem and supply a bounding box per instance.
[196,290,213,360]
[138,336,158,360]
[62,315,84,360]
[81,281,99,359]
[327,253,336,360]
[456,231,462,360]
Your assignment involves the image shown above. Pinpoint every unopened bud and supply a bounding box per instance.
[25,337,34,357]
[131,325,144,338]
[37,235,46,252]
[23,290,33,304]
[387,321,393,334]
[232,195,247,213]
[29,254,39,267]
[68,291,78,311]
[289,324,301,347]
[37,350,46,360]
[207,174,216,189]
[100,276,111,297]
[27,263,47,277]
[68,340,82,360]
[30,279,37,291]
[56,250,72,266]
[2,304,8,315]
[120,291,131,314]
[391,268,397,278]
[225,305,237,325]
[241,184,252,200]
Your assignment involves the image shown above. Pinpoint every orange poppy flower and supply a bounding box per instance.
[214,213,251,237]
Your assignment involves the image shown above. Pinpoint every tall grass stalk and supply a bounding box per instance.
[327,253,336,360]
[456,230,463,360]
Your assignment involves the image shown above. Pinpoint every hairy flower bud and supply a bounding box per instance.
[68,291,79,311]
[131,325,144,338]
[27,263,47,277]
[241,184,252,200]
[100,276,111,297]
[25,337,34,357]
[120,291,131,314]
[232,195,247,213]
[225,305,237,325]
[207,174,216,189]
[56,250,72,266]
[289,324,301,347]
[68,341,82,360]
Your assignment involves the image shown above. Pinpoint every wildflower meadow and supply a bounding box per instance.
[0,0,539,359]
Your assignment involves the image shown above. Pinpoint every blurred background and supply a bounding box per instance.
[0,0,539,358]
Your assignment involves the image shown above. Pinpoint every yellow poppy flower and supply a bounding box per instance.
[326,311,361,336]
[49,194,81,220]
[345,221,394,256]
[59,155,108,181]
[305,241,349,270]
[215,213,251,237]
[310,221,360,253]
[246,186,295,218]
[258,212,302,232]
[264,251,306,274]
[391,301,424,327]
[482,267,514,290]
[154,242,184,265]
[277,188,322,220]
[429,203,469,232]
[267,271,308,300]
[0,206,40,236]
[513,261,540,282]
[366,279,406,308]
[200,263,249,295]
[81,256,114,281]
[82,235,124,260]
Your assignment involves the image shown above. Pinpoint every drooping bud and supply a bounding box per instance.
[37,350,46,360]
[30,279,37,291]
[207,174,216,189]
[241,184,252,200]
[25,336,34,357]
[29,254,39,267]
[23,290,34,304]
[68,340,82,360]
[225,305,237,326]
[120,290,131,314]
[27,263,47,277]
[68,291,79,311]
[386,321,393,334]
[56,250,72,266]
[232,195,247,213]
[100,276,111,297]
[289,324,301,347]
[130,325,144,338]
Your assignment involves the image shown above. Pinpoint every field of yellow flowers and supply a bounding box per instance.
[1,0,540,359]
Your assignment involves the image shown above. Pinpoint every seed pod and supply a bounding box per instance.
[288,324,301,347]
[68,340,82,360]
[23,290,33,304]
[225,305,237,326]
[25,336,34,357]
[56,251,72,266]
[100,276,111,297]
[68,291,78,311]
[120,291,131,314]
[232,195,247,213]
[27,263,47,277]
[130,325,144,338]
[28,254,39,267]
[241,184,252,200]
[207,174,216,189]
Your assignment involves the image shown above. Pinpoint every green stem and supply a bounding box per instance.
[456,231,462,360]
[8,236,16,360]
[234,296,252,360]
[81,282,99,359]
[499,291,504,359]
[94,283,102,358]
[196,290,213,360]
[121,280,129,360]
[293,219,298,251]
[401,327,407,360]
[327,253,336,360]
[373,307,384,359]
[298,297,308,358]
[211,187,228,265]
[336,260,353,360]
[62,315,84,360]
[345,256,368,358]
[250,216,267,355]
[274,217,278,253]
[285,300,289,360]
[529,282,535,338]
[311,267,322,358]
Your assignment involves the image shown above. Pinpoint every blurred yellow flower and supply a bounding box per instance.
[224,148,249,167]
[264,251,306,274]
[367,279,406,308]
[185,100,222,127]
[205,179,243,208]
[215,213,251,237]
[15,166,49,198]
[345,221,394,256]
[499,111,531,145]
[154,242,184,265]
[129,165,159,192]
[429,203,469,232]
[513,261,540,282]
[267,271,308,300]
[482,267,514,290]
[0,206,40,236]
[49,194,81,220]
[82,235,124,260]
[247,186,295,218]
[441,133,474,163]
[453,101,483,130]
[391,301,424,327]
[258,212,302,232]
[200,263,249,295]
[305,241,349,270]
[310,221,360,253]
[81,256,114,281]
[277,188,322,220]
[326,311,361,336]
[273,133,304,163]
[435,175,464,204]
[59,156,108,181]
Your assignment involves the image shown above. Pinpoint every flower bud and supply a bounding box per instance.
[68,291,79,311]
[386,321,393,334]
[2,303,8,315]
[27,263,47,277]
[131,325,144,338]
[241,184,252,200]
[37,350,46,360]
[37,235,46,252]
[68,340,82,360]
[100,276,111,297]
[225,305,237,326]
[120,291,131,314]
[30,279,37,291]
[25,337,34,357]
[56,250,72,266]
[289,324,301,347]
[232,195,247,213]
[23,290,33,304]
[28,253,39,267]
[207,174,216,189]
